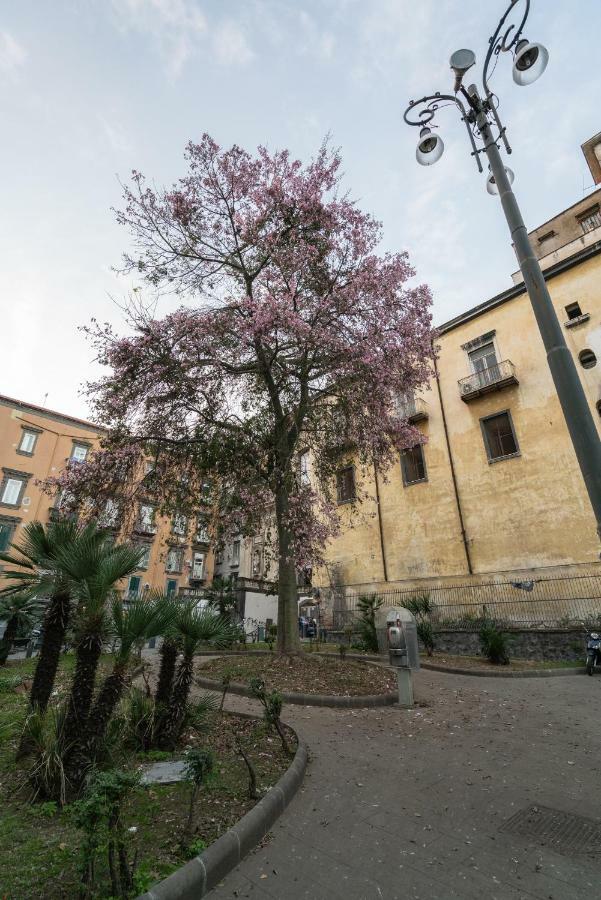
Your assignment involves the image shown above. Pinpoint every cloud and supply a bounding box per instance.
[213,20,254,66]
[98,115,135,155]
[111,0,207,78]
[0,30,26,79]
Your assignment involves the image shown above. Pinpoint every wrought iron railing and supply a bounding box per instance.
[458,359,518,398]
[327,570,601,631]
[398,396,429,422]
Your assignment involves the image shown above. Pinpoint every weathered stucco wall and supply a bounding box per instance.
[316,249,601,597]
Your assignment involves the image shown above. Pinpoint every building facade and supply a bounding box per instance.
[316,137,601,606]
[0,394,214,598]
[213,531,278,633]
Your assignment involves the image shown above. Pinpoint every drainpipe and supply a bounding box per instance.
[372,461,389,582]
[433,351,473,574]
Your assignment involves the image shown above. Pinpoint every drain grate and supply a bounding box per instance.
[500,805,601,857]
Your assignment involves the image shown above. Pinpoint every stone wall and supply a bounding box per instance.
[325,627,586,661]
[429,628,586,661]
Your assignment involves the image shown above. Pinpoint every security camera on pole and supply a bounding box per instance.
[402,0,601,543]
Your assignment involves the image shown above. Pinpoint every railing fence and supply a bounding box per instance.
[326,572,601,631]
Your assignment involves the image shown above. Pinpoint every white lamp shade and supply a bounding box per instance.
[513,41,549,86]
[416,130,444,166]
[487,166,515,195]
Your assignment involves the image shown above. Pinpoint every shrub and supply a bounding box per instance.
[248,677,290,755]
[355,594,383,653]
[405,593,435,656]
[416,621,435,657]
[181,749,214,848]
[73,769,139,898]
[338,643,347,660]
[479,621,510,665]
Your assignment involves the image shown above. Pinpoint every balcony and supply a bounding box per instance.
[398,396,429,423]
[458,360,519,402]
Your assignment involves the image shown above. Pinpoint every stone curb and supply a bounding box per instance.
[137,737,308,900]
[420,661,587,678]
[195,674,397,707]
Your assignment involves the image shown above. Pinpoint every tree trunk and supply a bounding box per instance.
[69,660,128,784]
[154,638,178,708]
[0,615,19,666]
[62,636,103,785]
[28,591,71,711]
[156,652,194,750]
[17,590,71,760]
[275,484,300,655]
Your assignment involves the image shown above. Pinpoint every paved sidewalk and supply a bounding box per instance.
[209,669,601,900]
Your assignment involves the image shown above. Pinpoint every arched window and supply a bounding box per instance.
[579,349,597,369]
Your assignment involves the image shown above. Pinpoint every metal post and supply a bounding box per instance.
[396,668,414,708]
[468,84,601,539]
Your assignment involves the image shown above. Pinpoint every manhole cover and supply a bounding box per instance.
[500,805,601,857]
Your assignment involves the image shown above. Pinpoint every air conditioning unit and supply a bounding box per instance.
[461,383,473,395]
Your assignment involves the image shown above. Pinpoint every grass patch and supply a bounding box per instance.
[0,656,294,899]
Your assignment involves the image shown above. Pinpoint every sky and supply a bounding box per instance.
[1,0,600,419]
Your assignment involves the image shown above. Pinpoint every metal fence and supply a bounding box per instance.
[328,571,601,631]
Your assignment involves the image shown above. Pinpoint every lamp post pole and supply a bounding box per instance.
[468,84,601,538]
[403,0,601,541]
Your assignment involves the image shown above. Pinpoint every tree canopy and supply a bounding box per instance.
[49,135,433,651]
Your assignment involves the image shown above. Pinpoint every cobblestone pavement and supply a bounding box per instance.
[207,668,601,900]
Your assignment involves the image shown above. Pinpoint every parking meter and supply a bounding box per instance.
[375,606,421,707]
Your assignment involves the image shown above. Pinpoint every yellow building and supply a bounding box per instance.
[317,136,601,608]
[0,394,213,597]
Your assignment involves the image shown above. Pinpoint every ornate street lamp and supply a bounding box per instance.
[403,0,601,541]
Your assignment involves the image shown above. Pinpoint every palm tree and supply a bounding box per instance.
[0,592,44,666]
[156,605,234,750]
[203,576,239,619]
[84,595,176,769]
[0,521,109,721]
[154,631,180,708]
[58,538,144,770]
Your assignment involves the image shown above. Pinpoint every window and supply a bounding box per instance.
[166,579,178,598]
[0,469,29,508]
[2,478,23,506]
[579,349,597,369]
[565,302,583,321]
[138,504,156,533]
[468,341,499,386]
[18,429,39,455]
[578,205,601,234]
[336,466,356,503]
[165,547,184,573]
[195,517,209,543]
[127,575,141,599]
[537,230,556,243]
[231,539,241,566]
[481,411,519,462]
[299,451,310,486]
[215,548,224,565]
[99,499,119,528]
[0,518,17,552]
[401,444,427,485]
[191,551,205,580]
[136,543,152,570]
[71,443,89,462]
[172,513,187,536]
[252,546,263,577]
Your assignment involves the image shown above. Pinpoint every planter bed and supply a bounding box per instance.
[197,653,397,707]
[0,657,299,900]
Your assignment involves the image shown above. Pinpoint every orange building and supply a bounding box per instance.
[0,394,213,598]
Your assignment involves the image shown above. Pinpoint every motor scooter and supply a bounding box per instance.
[586,632,601,676]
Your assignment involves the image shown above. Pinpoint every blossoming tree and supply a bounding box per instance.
[53,136,433,653]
